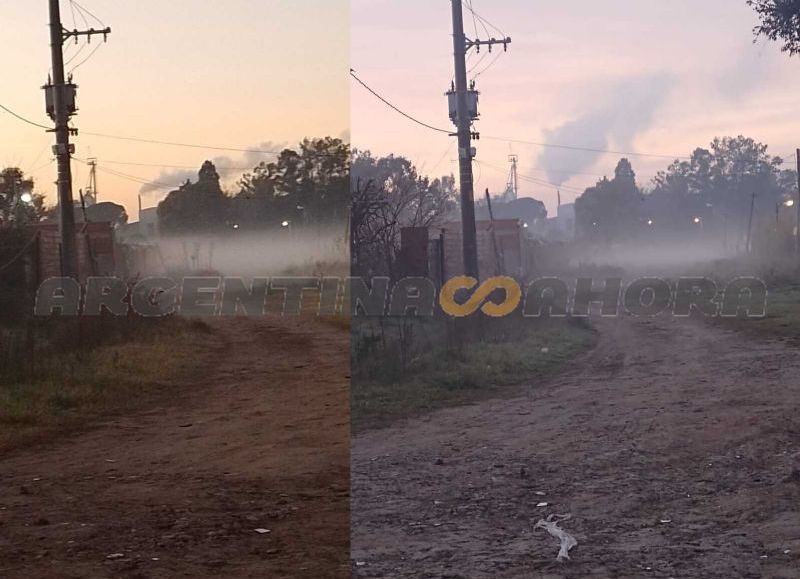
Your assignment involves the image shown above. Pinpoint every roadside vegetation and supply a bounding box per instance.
[722,282,800,343]
[0,315,219,451]
[693,256,800,343]
[352,315,597,431]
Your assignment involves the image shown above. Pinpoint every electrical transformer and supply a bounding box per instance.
[43,81,78,121]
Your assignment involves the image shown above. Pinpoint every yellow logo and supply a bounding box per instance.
[439,276,522,317]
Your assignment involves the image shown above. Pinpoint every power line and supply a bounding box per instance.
[71,0,105,28]
[428,142,455,175]
[97,159,252,171]
[0,234,40,274]
[472,48,504,79]
[475,159,584,194]
[350,69,451,134]
[64,38,89,67]
[69,0,89,28]
[0,104,51,130]
[74,157,183,190]
[481,135,691,161]
[462,0,505,38]
[348,72,690,161]
[62,2,107,72]
[463,0,506,78]
[0,101,326,157]
[80,130,294,155]
[467,47,490,74]
[466,0,483,40]
[70,40,103,73]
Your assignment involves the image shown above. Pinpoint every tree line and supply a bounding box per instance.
[157,137,349,235]
[574,136,798,251]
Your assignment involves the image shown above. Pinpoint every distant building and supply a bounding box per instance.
[398,219,531,283]
[138,207,159,238]
[474,197,547,230]
[118,207,159,242]
[31,221,117,282]
[540,202,575,241]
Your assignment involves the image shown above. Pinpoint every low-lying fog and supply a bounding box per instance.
[131,226,349,279]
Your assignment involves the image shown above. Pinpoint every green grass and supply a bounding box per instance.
[717,284,800,343]
[0,316,219,450]
[352,316,597,431]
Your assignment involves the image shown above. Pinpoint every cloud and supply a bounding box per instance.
[536,73,674,187]
[717,44,776,100]
[139,140,290,197]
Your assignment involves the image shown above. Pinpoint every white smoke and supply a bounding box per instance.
[139,140,290,198]
[536,73,674,187]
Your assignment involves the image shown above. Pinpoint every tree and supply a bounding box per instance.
[748,0,800,56]
[649,137,793,240]
[575,158,643,243]
[235,137,349,228]
[0,168,47,227]
[350,150,457,277]
[158,161,230,234]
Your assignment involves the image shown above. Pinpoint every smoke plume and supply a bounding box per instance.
[536,73,674,187]
[139,140,290,198]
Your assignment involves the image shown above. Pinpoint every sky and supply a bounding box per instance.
[1,0,349,220]
[351,0,800,215]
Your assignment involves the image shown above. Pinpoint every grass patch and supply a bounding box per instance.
[352,316,597,431]
[0,316,219,451]
[714,284,800,343]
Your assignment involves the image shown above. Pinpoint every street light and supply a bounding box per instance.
[19,192,33,204]
[281,220,290,228]
[693,216,702,224]
[784,199,795,208]
[646,219,654,226]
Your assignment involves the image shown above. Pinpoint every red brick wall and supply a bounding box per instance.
[31,222,116,283]
[440,219,523,280]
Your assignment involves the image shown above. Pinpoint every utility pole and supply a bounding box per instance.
[448,0,510,279]
[85,158,98,205]
[45,0,110,278]
[746,191,756,255]
[485,188,504,276]
[504,154,518,201]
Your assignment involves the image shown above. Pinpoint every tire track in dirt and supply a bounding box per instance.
[352,315,800,578]
[0,316,349,579]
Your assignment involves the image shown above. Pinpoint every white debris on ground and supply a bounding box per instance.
[534,514,578,562]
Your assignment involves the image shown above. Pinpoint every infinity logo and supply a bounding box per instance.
[439,276,522,317]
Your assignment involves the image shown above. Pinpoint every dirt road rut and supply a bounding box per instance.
[353,315,800,578]
[0,317,349,579]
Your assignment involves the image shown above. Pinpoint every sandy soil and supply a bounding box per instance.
[0,316,349,578]
[352,314,800,578]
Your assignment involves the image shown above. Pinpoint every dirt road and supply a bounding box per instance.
[352,315,800,578]
[0,317,349,578]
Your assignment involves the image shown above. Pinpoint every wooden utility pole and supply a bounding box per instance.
[45,0,110,278]
[450,0,479,279]
[485,188,504,276]
[746,191,756,254]
[449,0,510,279]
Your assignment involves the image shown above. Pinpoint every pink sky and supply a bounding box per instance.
[351,0,800,215]
[1,1,349,220]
